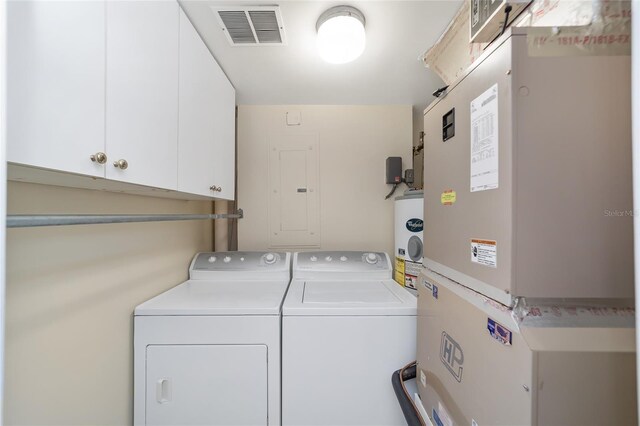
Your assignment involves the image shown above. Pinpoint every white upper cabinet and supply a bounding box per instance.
[7,1,235,200]
[178,10,235,200]
[207,42,236,201]
[106,1,179,189]
[7,1,106,177]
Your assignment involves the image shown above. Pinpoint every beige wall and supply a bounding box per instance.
[5,182,213,425]
[237,105,412,257]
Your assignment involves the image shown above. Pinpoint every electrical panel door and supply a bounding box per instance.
[268,133,320,248]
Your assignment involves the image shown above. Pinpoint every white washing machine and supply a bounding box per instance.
[133,251,291,426]
[282,251,417,426]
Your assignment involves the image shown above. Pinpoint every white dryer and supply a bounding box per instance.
[282,251,417,426]
[134,251,291,426]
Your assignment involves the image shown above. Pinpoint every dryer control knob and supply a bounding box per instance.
[340,256,348,262]
[365,253,378,264]
[264,253,277,264]
[208,256,217,263]
[310,256,318,262]
[325,256,332,262]
[223,256,231,263]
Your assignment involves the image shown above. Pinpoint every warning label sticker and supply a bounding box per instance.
[440,190,457,205]
[470,239,497,268]
[394,257,405,285]
[404,260,422,289]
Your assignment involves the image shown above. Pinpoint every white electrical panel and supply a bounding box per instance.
[268,133,320,248]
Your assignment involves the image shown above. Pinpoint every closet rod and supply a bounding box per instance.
[6,210,244,228]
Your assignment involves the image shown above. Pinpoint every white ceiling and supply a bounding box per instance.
[180,0,462,112]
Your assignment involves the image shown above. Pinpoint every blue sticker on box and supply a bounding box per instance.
[432,409,445,426]
[487,318,512,346]
[432,284,438,299]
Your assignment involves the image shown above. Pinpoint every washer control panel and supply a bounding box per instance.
[295,251,389,272]
[191,251,288,271]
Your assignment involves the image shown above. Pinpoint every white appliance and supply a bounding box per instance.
[134,251,291,426]
[282,251,417,426]
[394,189,424,290]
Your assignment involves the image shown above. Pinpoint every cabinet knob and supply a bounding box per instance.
[90,152,107,164]
[113,159,128,170]
[210,185,222,192]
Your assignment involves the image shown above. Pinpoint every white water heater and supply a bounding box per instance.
[394,190,424,289]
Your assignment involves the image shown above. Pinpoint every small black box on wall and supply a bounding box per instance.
[386,157,402,184]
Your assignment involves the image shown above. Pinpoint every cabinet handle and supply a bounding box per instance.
[90,152,107,164]
[210,185,222,192]
[113,159,128,170]
[156,378,171,404]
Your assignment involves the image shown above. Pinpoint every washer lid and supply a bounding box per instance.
[283,279,416,316]
[135,279,291,316]
[304,281,401,304]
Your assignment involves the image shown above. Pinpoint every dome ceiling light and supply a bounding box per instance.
[316,5,366,64]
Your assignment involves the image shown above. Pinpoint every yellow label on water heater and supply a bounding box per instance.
[441,190,457,205]
[394,257,405,285]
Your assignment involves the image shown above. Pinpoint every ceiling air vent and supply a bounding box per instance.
[214,6,286,46]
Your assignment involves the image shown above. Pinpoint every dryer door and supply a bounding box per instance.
[146,344,268,425]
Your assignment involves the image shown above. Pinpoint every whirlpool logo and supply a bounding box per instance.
[440,331,464,382]
[405,218,423,233]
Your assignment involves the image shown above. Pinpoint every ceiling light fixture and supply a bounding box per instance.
[316,6,366,64]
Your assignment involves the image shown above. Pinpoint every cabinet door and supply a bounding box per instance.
[209,54,236,201]
[106,1,179,189]
[146,345,268,425]
[178,10,235,199]
[7,1,106,177]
